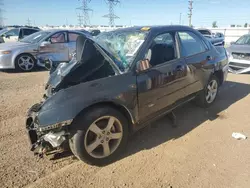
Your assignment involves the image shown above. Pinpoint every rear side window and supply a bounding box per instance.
[178,31,206,57]
[68,33,80,42]
[23,29,38,36]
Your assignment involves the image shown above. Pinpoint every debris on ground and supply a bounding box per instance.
[232,132,247,140]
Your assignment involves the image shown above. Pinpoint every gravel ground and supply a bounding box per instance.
[0,71,250,188]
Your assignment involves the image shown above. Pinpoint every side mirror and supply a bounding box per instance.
[230,41,235,45]
[136,59,151,72]
[40,41,51,47]
[44,59,53,70]
[5,35,10,39]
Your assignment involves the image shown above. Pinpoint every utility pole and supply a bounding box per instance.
[188,0,193,27]
[27,18,31,26]
[77,13,83,27]
[103,0,120,27]
[179,13,182,25]
[0,0,5,27]
[76,0,93,27]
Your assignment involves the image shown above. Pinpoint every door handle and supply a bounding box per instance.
[175,65,185,71]
[207,56,213,61]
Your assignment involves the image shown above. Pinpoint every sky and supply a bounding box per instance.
[3,0,250,27]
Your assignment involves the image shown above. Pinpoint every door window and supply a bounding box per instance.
[5,28,19,37]
[23,29,38,37]
[68,32,80,42]
[48,32,66,43]
[178,31,206,57]
[147,33,176,67]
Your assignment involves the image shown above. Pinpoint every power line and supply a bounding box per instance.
[103,0,120,27]
[76,0,93,27]
[188,0,193,27]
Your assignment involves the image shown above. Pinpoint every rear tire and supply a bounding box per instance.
[195,75,219,108]
[15,54,36,72]
[69,106,129,166]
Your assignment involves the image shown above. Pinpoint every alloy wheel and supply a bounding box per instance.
[84,116,123,159]
[206,79,218,104]
[18,55,35,71]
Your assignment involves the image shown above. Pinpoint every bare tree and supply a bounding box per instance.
[212,21,218,28]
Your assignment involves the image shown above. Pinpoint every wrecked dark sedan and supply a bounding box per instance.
[26,26,229,166]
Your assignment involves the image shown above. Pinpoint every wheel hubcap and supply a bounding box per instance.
[206,79,218,103]
[18,56,34,71]
[84,116,123,159]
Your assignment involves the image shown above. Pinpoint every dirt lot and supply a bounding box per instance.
[0,71,250,188]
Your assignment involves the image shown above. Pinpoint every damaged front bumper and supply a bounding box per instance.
[228,58,250,74]
[26,103,72,158]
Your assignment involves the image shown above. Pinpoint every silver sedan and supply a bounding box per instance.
[0,29,88,72]
[227,34,250,74]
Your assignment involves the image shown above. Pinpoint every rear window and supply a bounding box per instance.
[198,30,211,36]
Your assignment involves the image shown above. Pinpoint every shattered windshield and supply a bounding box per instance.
[20,31,50,44]
[235,35,250,45]
[95,30,148,71]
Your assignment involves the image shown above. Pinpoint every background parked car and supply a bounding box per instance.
[227,34,250,74]
[89,29,101,36]
[197,28,225,46]
[0,29,90,72]
[0,26,40,43]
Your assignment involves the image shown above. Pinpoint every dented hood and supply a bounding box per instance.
[47,35,120,90]
[227,44,250,54]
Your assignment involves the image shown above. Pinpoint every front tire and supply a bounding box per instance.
[69,106,129,166]
[15,54,36,72]
[195,75,219,108]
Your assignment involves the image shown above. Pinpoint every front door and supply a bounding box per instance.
[39,31,69,62]
[137,32,190,121]
[68,32,82,59]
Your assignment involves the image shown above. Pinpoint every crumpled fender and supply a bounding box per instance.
[37,73,137,128]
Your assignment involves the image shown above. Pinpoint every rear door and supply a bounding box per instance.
[137,32,190,121]
[39,31,69,62]
[177,31,212,96]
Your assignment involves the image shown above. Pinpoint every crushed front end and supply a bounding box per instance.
[26,102,72,158]
[228,52,250,74]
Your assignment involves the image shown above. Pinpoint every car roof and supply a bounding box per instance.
[110,25,197,33]
[21,27,40,30]
[4,26,40,30]
[242,34,250,37]
[43,29,89,33]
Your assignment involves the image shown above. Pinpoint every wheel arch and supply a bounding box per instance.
[213,69,224,86]
[74,101,135,133]
[14,52,36,64]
